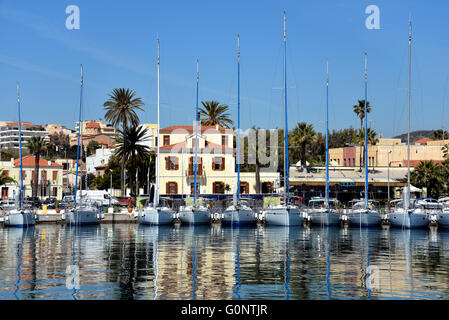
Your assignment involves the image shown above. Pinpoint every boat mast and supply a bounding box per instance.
[193,59,199,206]
[364,53,368,208]
[237,35,241,203]
[74,64,84,207]
[154,38,160,208]
[325,59,329,206]
[406,22,412,210]
[17,83,24,209]
[283,11,290,203]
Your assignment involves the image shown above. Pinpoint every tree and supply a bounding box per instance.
[289,122,316,169]
[104,88,144,196]
[353,99,372,169]
[0,169,15,185]
[199,101,233,128]
[87,140,100,156]
[26,136,48,197]
[410,160,444,199]
[114,126,151,192]
[433,129,449,140]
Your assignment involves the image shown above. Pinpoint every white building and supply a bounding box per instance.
[0,121,49,150]
[86,147,113,176]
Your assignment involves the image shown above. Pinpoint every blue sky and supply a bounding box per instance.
[1,0,448,138]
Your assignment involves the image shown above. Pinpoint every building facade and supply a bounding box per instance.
[0,156,63,200]
[0,121,49,150]
[158,125,279,196]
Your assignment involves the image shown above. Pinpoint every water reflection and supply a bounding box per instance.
[1,224,449,299]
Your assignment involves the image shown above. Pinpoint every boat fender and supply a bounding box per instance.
[101,213,105,219]
[61,213,65,220]
[5,215,9,221]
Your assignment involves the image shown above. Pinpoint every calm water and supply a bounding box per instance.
[0,223,449,300]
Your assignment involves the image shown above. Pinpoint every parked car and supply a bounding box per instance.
[25,196,42,208]
[76,190,119,206]
[43,197,57,209]
[118,196,133,207]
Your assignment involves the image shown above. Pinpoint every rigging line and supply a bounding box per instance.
[285,40,301,125]
[392,47,407,138]
[268,41,284,130]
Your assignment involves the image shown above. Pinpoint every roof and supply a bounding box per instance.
[5,121,36,127]
[415,138,432,145]
[86,121,101,129]
[14,156,63,168]
[160,125,233,134]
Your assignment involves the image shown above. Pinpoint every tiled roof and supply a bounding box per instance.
[14,156,63,168]
[415,138,432,145]
[86,121,101,129]
[5,121,36,127]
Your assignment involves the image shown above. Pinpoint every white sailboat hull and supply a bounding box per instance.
[138,207,175,225]
[264,208,302,226]
[348,210,382,227]
[66,209,100,226]
[4,210,35,228]
[389,211,429,228]
[309,209,341,226]
[179,208,210,225]
[222,208,257,225]
[437,212,449,228]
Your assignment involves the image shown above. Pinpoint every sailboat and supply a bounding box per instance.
[138,39,176,225]
[223,35,257,226]
[308,60,341,226]
[178,60,211,225]
[4,83,37,228]
[264,12,302,226]
[389,23,435,228]
[347,53,382,227]
[65,65,102,226]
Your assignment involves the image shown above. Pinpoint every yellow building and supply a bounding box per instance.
[0,156,64,200]
[158,125,279,196]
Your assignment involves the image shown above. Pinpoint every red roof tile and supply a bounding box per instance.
[415,138,432,145]
[14,156,63,168]
[86,121,101,129]
[5,121,35,127]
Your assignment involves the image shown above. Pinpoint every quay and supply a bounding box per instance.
[0,209,138,225]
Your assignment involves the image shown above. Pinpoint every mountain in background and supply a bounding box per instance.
[392,130,435,143]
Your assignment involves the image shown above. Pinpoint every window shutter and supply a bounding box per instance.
[165,157,169,170]
[174,182,178,194]
[175,157,179,170]
[166,182,170,194]
[213,182,216,194]
[222,157,225,171]
[198,158,202,175]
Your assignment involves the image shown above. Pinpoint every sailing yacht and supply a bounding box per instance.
[138,39,175,225]
[223,35,257,226]
[308,60,341,226]
[264,12,302,226]
[65,65,102,226]
[437,197,449,228]
[389,23,436,229]
[347,53,382,227]
[4,84,36,228]
[178,60,211,225]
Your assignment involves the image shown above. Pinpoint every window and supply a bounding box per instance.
[213,182,225,194]
[163,135,170,146]
[190,182,199,195]
[166,182,178,194]
[221,135,228,146]
[240,181,249,194]
[52,187,57,197]
[212,157,225,171]
[189,157,202,175]
[353,158,355,166]
[165,156,179,170]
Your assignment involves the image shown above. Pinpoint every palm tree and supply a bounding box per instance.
[26,136,48,197]
[114,126,151,191]
[410,160,444,198]
[289,122,316,170]
[104,88,144,196]
[0,169,15,186]
[353,99,372,170]
[199,101,233,128]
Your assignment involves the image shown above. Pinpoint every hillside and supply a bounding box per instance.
[393,130,435,143]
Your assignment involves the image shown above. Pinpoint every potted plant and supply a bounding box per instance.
[127,198,136,213]
[55,200,61,213]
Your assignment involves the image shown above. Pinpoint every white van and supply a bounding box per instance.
[76,190,119,206]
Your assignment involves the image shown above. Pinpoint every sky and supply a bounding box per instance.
[0,0,448,138]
